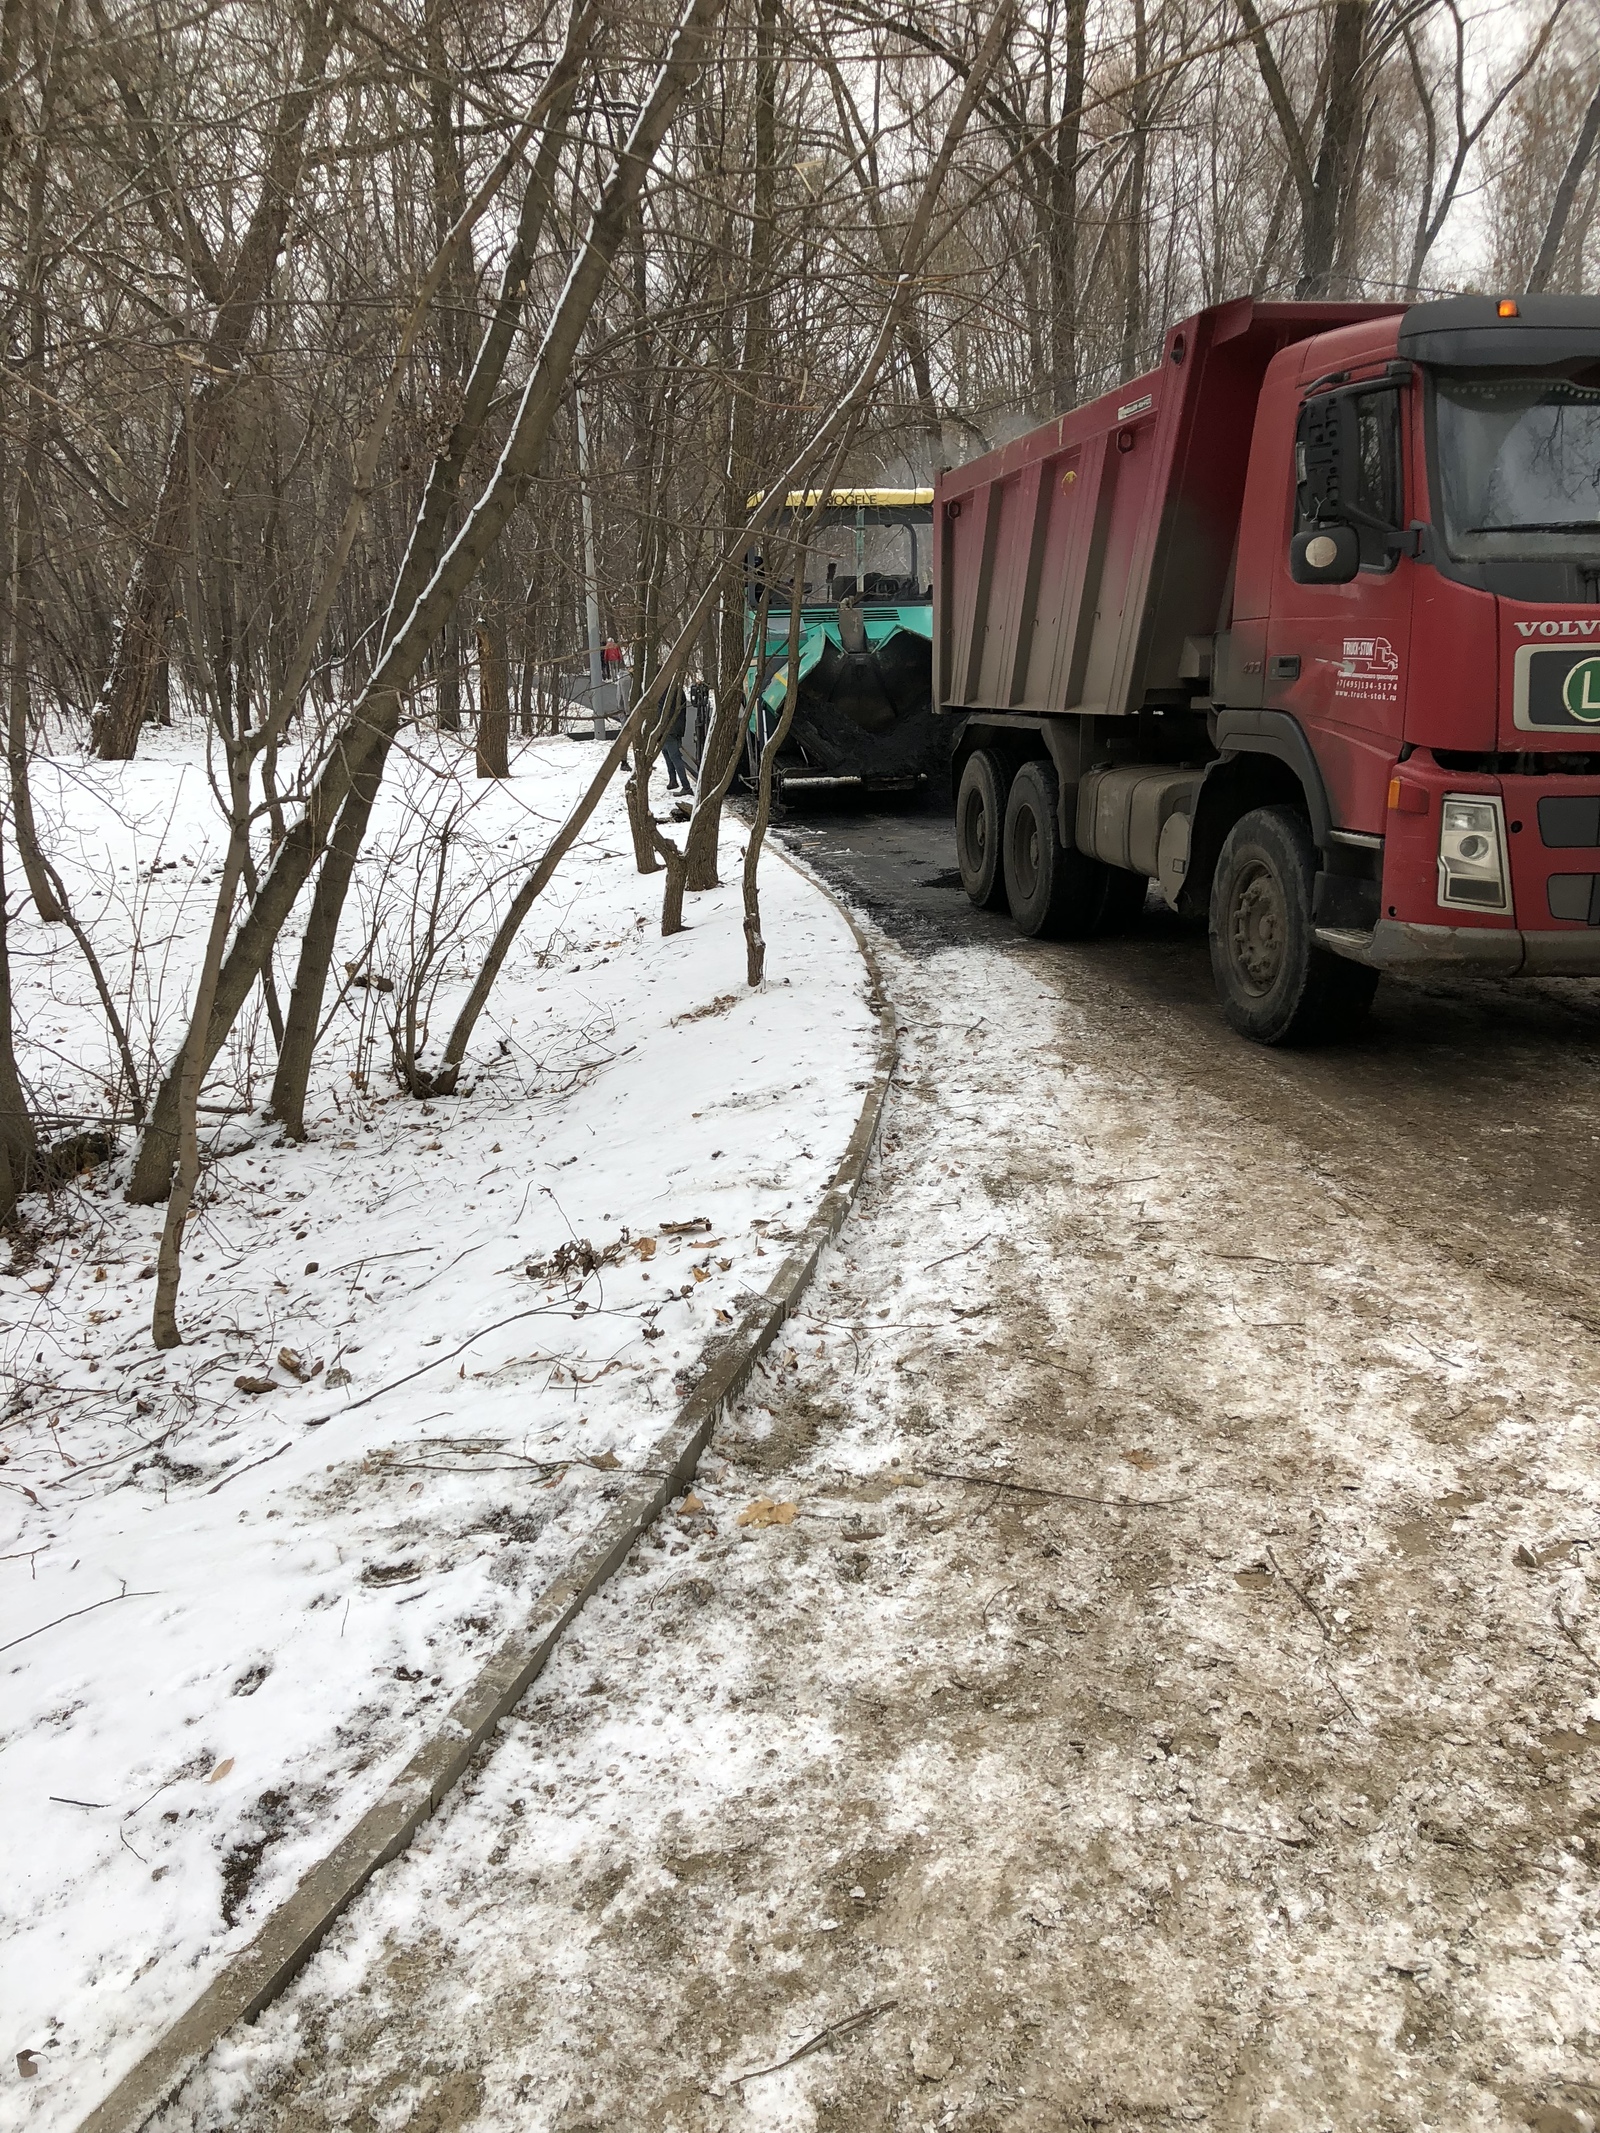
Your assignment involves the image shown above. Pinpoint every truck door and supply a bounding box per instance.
[1266,379,1412,833]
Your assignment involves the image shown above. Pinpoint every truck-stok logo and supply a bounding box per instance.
[1339,636,1398,676]
[1563,657,1600,722]
[1330,634,1400,704]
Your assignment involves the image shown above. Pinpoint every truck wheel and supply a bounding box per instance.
[1002,759,1143,939]
[1209,806,1378,1044]
[955,750,1009,908]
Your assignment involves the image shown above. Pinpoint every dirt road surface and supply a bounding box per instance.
[160,804,1600,2133]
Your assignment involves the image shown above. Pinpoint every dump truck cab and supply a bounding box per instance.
[935,293,1600,1042]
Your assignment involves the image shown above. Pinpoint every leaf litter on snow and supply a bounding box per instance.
[0,731,876,2130]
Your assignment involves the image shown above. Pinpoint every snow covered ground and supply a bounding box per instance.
[0,733,878,2130]
[137,882,1600,2133]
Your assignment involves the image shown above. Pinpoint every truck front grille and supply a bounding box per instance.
[1539,796,1600,847]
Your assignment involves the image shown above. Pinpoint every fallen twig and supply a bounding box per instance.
[1554,1615,1600,1671]
[207,1439,294,1495]
[1265,1547,1332,1639]
[729,1998,897,2086]
[1264,1548,1361,1722]
[324,1304,570,1416]
[921,1232,991,1272]
[920,1467,1186,1509]
[1,1585,159,1655]
[1188,1809,1312,1848]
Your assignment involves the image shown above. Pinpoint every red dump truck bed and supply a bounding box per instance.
[933,299,1399,727]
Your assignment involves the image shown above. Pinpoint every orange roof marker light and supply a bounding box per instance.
[1497,298,1520,318]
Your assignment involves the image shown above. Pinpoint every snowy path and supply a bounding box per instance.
[147,869,1600,2133]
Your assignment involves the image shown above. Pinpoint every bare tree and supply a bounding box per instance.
[1529,75,1600,292]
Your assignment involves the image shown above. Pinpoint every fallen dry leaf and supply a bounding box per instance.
[17,2050,39,2079]
[737,1497,797,1529]
[1123,1449,1158,1469]
[691,1265,710,1283]
[635,1237,657,1259]
[278,1346,309,1382]
[325,1365,352,1389]
[589,1449,621,1471]
[206,1757,234,1784]
[234,1375,275,1396]
[680,1492,704,1515]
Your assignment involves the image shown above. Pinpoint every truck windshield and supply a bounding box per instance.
[805,507,932,602]
[1433,372,1600,561]
[747,505,932,607]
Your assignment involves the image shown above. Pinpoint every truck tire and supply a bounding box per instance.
[955,749,1008,908]
[1209,806,1378,1044]
[1002,758,1145,939]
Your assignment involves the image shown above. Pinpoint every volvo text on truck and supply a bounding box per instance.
[934,293,1600,1042]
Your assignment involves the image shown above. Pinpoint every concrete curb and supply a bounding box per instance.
[77,863,897,2133]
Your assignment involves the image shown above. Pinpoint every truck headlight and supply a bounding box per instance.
[1438,795,1510,912]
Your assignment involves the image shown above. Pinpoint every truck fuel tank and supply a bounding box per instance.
[1075,765,1201,900]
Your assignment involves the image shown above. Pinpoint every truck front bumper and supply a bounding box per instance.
[1318,921,1600,978]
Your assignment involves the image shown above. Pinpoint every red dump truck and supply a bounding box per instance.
[933,293,1600,1042]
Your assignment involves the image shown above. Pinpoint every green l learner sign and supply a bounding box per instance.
[1564,656,1600,723]
[1514,645,1600,730]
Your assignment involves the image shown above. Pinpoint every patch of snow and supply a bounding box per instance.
[0,733,875,2129]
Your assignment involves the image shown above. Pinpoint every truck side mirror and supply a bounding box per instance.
[1290,523,1360,585]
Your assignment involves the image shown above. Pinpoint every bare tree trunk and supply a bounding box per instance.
[269,747,380,1141]
[149,755,249,1345]
[425,0,473,736]
[1298,0,1368,296]
[517,577,540,734]
[6,0,70,921]
[690,0,778,896]
[743,561,804,986]
[435,627,463,732]
[1251,160,1298,298]
[680,593,766,909]
[90,2,336,761]
[624,740,663,869]
[0,840,38,1225]
[475,614,510,777]
[1117,0,1150,381]
[1530,77,1600,292]
[1051,0,1088,408]
[683,661,751,890]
